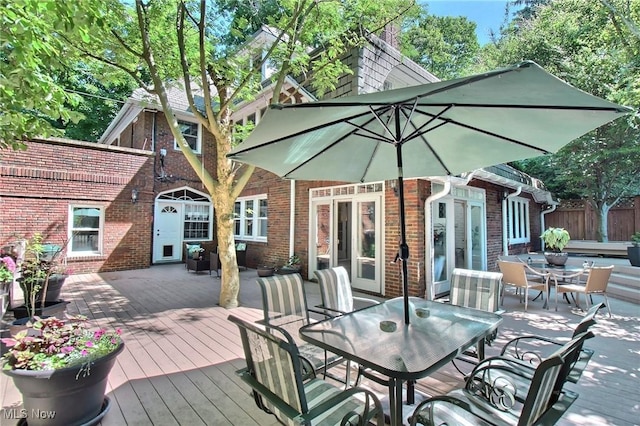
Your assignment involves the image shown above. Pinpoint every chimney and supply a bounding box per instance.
[380,23,399,49]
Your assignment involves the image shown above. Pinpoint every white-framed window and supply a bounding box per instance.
[174,119,201,154]
[68,205,104,256]
[507,197,530,244]
[234,195,267,241]
[183,203,212,240]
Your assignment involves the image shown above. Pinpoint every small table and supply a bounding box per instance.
[529,262,586,306]
[299,297,502,426]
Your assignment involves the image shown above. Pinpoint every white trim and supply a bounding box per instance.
[234,194,268,242]
[67,205,105,257]
[173,119,202,154]
[506,196,531,245]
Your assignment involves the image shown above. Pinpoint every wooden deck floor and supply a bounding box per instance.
[1,264,639,425]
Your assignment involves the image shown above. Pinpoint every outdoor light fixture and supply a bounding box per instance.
[390,180,399,197]
[131,189,139,204]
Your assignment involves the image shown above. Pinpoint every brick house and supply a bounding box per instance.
[0,28,555,300]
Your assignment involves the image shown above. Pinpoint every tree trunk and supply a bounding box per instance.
[592,201,611,242]
[215,195,239,308]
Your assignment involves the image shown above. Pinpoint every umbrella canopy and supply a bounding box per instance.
[228,61,632,324]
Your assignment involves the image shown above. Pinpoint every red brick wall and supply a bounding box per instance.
[1,138,155,273]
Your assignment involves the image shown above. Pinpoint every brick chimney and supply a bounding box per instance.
[380,23,399,49]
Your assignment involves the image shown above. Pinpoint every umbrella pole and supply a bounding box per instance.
[396,144,410,325]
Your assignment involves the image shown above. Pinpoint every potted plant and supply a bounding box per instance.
[540,227,571,266]
[1,249,18,317]
[13,234,71,321]
[276,254,301,275]
[257,265,276,277]
[2,315,124,426]
[628,232,640,267]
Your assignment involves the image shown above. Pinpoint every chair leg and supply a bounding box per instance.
[603,294,612,318]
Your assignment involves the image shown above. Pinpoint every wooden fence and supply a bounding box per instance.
[545,196,639,241]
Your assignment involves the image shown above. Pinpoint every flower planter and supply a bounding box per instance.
[257,267,275,277]
[12,300,70,320]
[19,274,68,304]
[276,266,301,275]
[4,342,124,426]
[628,246,640,267]
[544,252,569,266]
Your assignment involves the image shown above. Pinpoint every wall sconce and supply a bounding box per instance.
[389,179,399,197]
[131,189,139,204]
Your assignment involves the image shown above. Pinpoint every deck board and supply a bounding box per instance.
[2,264,639,425]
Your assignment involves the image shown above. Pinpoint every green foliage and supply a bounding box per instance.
[1,316,122,371]
[540,227,571,252]
[631,232,640,246]
[401,10,481,79]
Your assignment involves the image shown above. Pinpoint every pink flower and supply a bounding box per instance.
[0,256,16,272]
[81,349,88,356]
[61,346,74,354]
[93,330,104,339]
[85,341,94,347]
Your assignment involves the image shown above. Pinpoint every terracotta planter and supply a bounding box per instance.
[4,343,124,426]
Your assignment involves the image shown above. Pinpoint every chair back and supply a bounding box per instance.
[256,274,310,327]
[314,266,354,313]
[584,266,614,294]
[228,315,307,424]
[517,353,565,426]
[546,331,594,406]
[497,260,528,287]
[572,302,604,337]
[450,268,502,312]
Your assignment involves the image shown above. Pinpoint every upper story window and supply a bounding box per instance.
[68,206,104,256]
[234,195,267,242]
[507,197,530,244]
[174,119,201,154]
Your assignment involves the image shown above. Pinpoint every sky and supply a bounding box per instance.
[424,0,515,45]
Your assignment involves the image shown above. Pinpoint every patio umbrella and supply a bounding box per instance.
[228,60,632,325]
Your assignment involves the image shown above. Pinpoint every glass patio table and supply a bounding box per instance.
[299,296,503,426]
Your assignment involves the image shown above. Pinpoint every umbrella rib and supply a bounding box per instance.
[280,111,387,179]
[408,108,550,154]
[399,107,453,175]
[230,109,380,156]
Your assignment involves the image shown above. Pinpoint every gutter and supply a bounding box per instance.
[290,180,296,258]
[502,187,522,256]
[540,203,558,251]
[423,171,476,300]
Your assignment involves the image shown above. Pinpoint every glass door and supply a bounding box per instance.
[310,202,332,272]
[351,198,380,292]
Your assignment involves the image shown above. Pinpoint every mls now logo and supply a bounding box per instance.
[2,408,56,420]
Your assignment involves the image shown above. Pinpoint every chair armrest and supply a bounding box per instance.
[308,305,340,318]
[409,395,491,426]
[500,335,564,365]
[306,385,384,424]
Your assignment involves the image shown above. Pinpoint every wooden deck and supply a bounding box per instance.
[1,264,639,425]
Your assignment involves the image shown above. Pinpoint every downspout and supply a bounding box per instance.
[423,171,476,300]
[289,180,296,257]
[502,187,522,256]
[540,203,557,251]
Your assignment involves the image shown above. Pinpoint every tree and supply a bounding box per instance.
[0,0,95,150]
[482,0,640,242]
[58,0,414,307]
[400,8,480,79]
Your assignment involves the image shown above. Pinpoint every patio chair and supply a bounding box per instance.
[448,268,503,372]
[554,265,614,317]
[498,260,550,311]
[410,332,585,426]
[313,266,379,316]
[228,315,385,426]
[255,274,345,382]
[499,302,604,384]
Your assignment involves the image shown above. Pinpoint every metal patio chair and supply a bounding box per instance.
[410,332,585,426]
[228,315,385,426]
[499,302,604,384]
[313,266,379,316]
[255,273,345,382]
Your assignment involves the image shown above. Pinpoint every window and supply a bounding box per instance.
[234,195,267,241]
[184,203,212,240]
[174,119,201,154]
[507,197,530,244]
[69,206,104,255]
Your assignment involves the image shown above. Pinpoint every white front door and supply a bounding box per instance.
[153,202,183,262]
